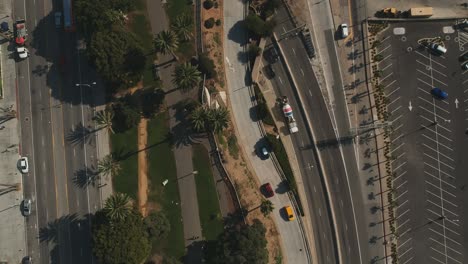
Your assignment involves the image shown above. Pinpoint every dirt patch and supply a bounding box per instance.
[220,129,282,263]
[138,118,149,217]
[285,0,312,26]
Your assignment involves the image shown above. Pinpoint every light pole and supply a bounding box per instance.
[75,81,97,88]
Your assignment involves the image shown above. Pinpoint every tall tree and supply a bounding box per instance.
[92,209,150,264]
[171,14,193,41]
[103,192,133,221]
[154,30,179,60]
[259,200,274,217]
[98,154,121,178]
[93,109,115,134]
[190,107,207,132]
[172,63,202,92]
[207,107,230,133]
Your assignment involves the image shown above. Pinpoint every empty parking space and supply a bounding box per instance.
[372,20,468,264]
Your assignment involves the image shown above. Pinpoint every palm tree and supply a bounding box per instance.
[103,193,133,221]
[93,109,115,134]
[172,63,201,92]
[171,14,193,41]
[190,107,207,132]
[260,200,274,217]
[154,30,179,60]
[98,154,121,179]
[207,107,230,133]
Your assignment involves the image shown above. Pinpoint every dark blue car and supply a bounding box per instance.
[431,87,448,99]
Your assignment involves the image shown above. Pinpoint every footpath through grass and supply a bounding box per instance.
[110,126,138,200]
[147,113,185,258]
[192,144,224,240]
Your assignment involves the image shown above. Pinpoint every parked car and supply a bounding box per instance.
[22,256,32,264]
[430,43,447,54]
[340,23,349,38]
[54,12,62,28]
[261,146,269,158]
[19,157,29,173]
[284,205,295,221]
[459,52,468,61]
[462,61,468,70]
[431,87,448,99]
[22,199,32,216]
[262,183,274,198]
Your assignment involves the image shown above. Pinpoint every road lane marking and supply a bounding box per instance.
[417,97,450,114]
[318,208,321,217]
[300,68,304,76]
[396,208,410,220]
[278,76,283,84]
[375,44,392,55]
[426,190,458,207]
[431,248,462,264]
[425,171,457,189]
[430,238,462,254]
[292,48,296,55]
[429,228,462,245]
[384,80,397,90]
[393,161,406,171]
[395,189,408,201]
[422,144,454,161]
[399,247,412,258]
[393,170,407,182]
[396,217,410,232]
[424,162,454,179]
[424,153,454,169]
[394,179,407,189]
[389,142,404,154]
[417,69,447,86]
[423,128,453,142]
[41,136,45,146]
[425,180,456,198]
[308,89,312,97]
[380,72,393,82]
[381,63,392,71]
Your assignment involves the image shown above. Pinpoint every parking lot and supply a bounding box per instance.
[375,20,468,264]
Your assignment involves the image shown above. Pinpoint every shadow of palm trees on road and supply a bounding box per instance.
[73,166,100,188]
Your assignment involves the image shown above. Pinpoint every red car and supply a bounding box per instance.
[262,183,274,198]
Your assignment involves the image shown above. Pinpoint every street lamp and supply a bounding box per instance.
[75,82,97,87]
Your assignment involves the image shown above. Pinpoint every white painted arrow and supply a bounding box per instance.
[408,101,413,111]
[455,98,459,109]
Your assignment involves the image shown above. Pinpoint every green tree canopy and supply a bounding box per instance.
[198,53,217,79]
[243,14,276,37]
[92,209,150,264]
[213,219,268,264]
[172,63,202,92]
[144,211,171,242]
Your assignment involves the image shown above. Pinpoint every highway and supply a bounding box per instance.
[271,4,369,264]
[15,0,100,263]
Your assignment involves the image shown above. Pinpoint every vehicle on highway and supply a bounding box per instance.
[281,97,299,134]
[284,205,295,221]
[430,43,447,54]
[17,47,29,59]
[462,61,468,70]
[22,199,32,216]
[340,23,348,38]
[22,256,32,264]
[262,183,274,198]
[266,47,279,63]
[19,156,29,173]
[431,87,448,99]
[54,12,62,28]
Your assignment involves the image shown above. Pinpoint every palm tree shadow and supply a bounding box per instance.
[73,166,99,188]
[66,122,97,146]
[38,213,79,243]
[111,137,171,162]
[171,121,206,148]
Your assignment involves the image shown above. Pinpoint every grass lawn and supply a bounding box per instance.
[110,126,139,200]
[147,113,185,259]
[166,0,192,23]
[129,0,159,86]
[192,144,224,240]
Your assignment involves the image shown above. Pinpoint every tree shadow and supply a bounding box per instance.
[72,166,100,188]
[315,135,354,149]
[183,240,204,264]
[227,20,248,45]
[66,122,96,146]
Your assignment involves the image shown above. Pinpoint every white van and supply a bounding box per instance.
[340,23,349,39]
[430,43,447,54]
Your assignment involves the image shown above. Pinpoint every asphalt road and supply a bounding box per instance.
[376,20,468,264]
[272,4,367,263]
[15,0,100,263]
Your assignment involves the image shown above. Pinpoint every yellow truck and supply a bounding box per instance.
[410,7,433,17]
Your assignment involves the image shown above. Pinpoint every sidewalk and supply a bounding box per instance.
[0,4,26,263]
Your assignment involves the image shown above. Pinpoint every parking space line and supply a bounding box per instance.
[390,142,404,154]
[385,83,398,94]
[423,153,455,170]
[462,79,468,85]
[380,72,393,82]
[391,152,406,164]
[399,227,412,238]
[423,128,453,142]
[430,256,445,264]
[396,199,409,211]
[417,97,450,114]
[430,238,463,255]
[416,70,448,86]
[415,51,447,68]
[430,247,463,264]
[430,220,461,235]
[393,161,407,172]
[397,236,411,248]
[381,63,393,72]
[424,171,457,189]
[388,96,400,107]
[399,247,412,258]
[376,44,391,55]
[416,61,448,77]
[392,123,403,133]
[426,200,459,217]
[426,190,458,208]
[395,189,408,201]
[421,134,453,151]
[417,78,435,88]
[417,87,431,95]
[429,228,462,246]
[391,114,403,125]
[396,208,410,220]
[401,257,414,264]
[378,54,392,64]
[422,144,454,162]
[395,179,407,190]
[418,107,449,122]
[425,180,457,198]
[396,217,410,231]
[424,162,454,179]
[393,170,407,182]
[390,105,402,114]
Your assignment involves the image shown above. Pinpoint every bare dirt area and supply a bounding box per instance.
[220,129,282,263]
[137,118,149,217]
[285,0,312,26]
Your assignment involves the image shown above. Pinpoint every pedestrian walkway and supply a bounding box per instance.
[0,3,26,262]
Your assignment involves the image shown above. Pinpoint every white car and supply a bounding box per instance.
[22,199,31,216]
[16,47,29,59]
[54,12,62,28]
[340,23,349,38]
[19,157,29,173]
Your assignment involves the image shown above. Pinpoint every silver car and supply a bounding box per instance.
[19,157,29,174]
[22,199,32,216]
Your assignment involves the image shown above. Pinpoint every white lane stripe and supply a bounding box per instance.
[423,153,455,169]
[430,248,463,264]
[417,96,450,114]
[426,189,458,207]
[390,105,402,114]
[417,69,448,86]
[393,170,407,182]
[395,189,408,201]
[382,63,393,71]
[421,134,454,151]
[424,171,457,189]
[424,162,454,178]
[385,84,399,95]
[415,51,447,68]
[380,72,393,82]
[418,87,431,94]
[425,180,457,198]
[423,128,453,142]
[422,143,454,161]
[390,142,404,154]
[430,238,463,255]
[397,236,411,248]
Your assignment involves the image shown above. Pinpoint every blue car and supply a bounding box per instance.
[431,88,448,99]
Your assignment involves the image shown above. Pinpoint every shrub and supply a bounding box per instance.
[373,54,383,61]
[215,19,221,26]
[198,53,217,79]
[203,0,214,9]
[204,18,215,29]
[244,14,276,37]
